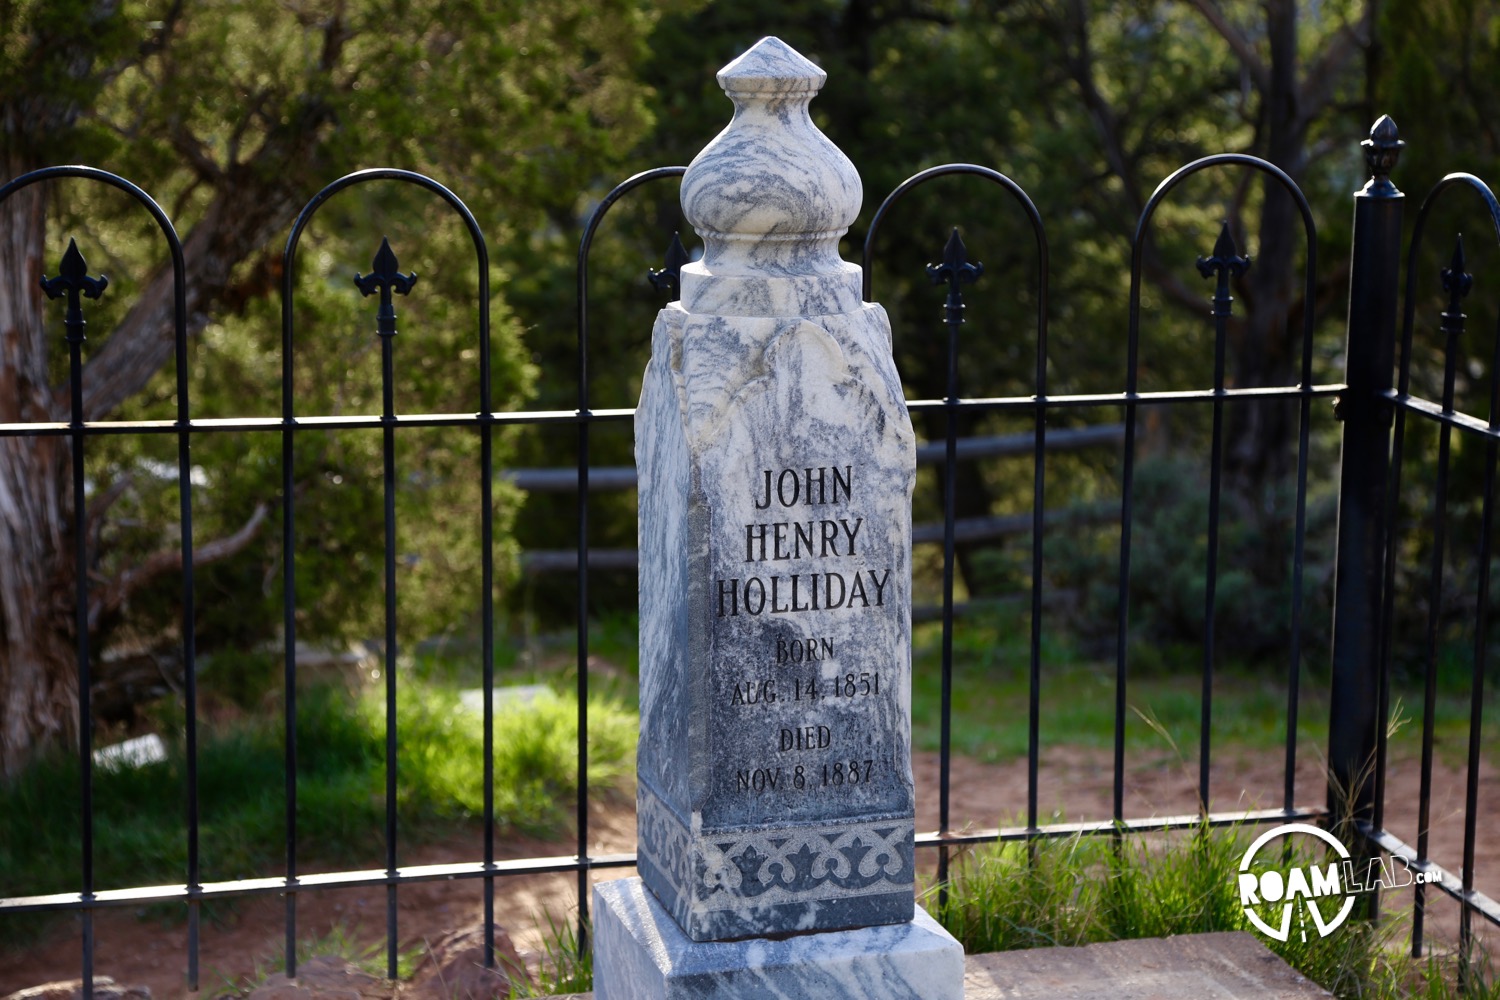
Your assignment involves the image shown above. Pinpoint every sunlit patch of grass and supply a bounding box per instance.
[0,672,636,947]
[205,920,424,997]
[507,906,592,999]
[910,608,1492,766]
[933,822,1499,999]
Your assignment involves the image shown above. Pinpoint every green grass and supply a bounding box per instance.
[206,921,424,997]
[491,821,1495,1000]
[204,906,585,998]
[0,665,637,944]
[6,610,1498,998]
[411,612,642,707]
[911,613,1318,762]
[933,825,1499,999]
[910,612,1497,766]
[507,906,593,999]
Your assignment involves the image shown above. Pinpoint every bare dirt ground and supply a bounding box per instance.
[1,745,1493,998]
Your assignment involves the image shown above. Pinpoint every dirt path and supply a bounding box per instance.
[1,747,1493,997]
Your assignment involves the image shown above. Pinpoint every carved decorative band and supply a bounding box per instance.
[637,786,914,913]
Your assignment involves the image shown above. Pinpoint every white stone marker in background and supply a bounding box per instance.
[593,36,964,999]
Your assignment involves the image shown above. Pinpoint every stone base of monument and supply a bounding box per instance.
[592,878,964,1000]
[579,919,1331,1000]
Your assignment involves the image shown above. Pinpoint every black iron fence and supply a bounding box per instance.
[0,114,1497,993]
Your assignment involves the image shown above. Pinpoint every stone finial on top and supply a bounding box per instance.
[716,34,827,96]
[678,37,864,317]
[1361,115,1404,195]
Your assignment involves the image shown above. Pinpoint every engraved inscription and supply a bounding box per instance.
[745,519,861,561]
[719,462,900,807]
[779,725,832,751]
[731,758,881,794]
[717,466,892,619]
[753,466,853,509]
[776,636,834,663]
[715,569,890,617]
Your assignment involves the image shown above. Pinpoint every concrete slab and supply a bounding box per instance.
[962,932,1330,999]
[555,931,1329,999]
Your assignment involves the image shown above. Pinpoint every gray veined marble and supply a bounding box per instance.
[677,36,864,319]
[599,31,965,1000]
[632,34,918,944]
[593,878,965,1000]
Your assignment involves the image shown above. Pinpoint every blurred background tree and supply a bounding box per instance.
[0,0,689,775]
[515,0,1385,646]
[513,0,1499,672]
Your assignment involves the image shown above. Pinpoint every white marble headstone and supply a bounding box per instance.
[634,35,917,943]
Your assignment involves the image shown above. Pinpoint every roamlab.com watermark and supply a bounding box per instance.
[1236,822,1443,942]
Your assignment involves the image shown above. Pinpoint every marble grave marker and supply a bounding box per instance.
[634,34,916,943]
[593,35,964,1000]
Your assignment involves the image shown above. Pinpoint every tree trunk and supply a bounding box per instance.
[0,85,332,776]
[0,149,82,778]
[1227,0,1303,488]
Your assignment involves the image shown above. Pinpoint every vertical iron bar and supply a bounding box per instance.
[272,167,489,979]
[1027,355,1046,834]
[569,165,686,950]
[1411,425,1452,958]
[73,294,91,996]
[860,164,1050,852]
[1459,291,1494,991]
[1372,401,1409,847]
[281,436,297,971]
[938,360,955,897]
[1115,271,1143,831]
[481,328,496,970]
[1113,449,1136,829]
[1201,340,1224,814]
[173,258,200,995]
[280,229,300,980]
[1195,224,1248,814]
[1328,116,1403,832]
[938,286,957,896]
[575,414,591,948]
[1117,150,1315,837]
[1412,238,1468,957]
[1027,203,1051,844]
[18,170,192,994]
[1372,153,1428,924]
[575,230,593,955]
[383,359,399,981]
[73,329,91,999]
[1285,270,1318,818]
[926,229,982,899]
[353,237,414,982]
[41,239,106,999]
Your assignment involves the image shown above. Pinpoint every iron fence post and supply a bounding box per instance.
[1328,116,1404,829]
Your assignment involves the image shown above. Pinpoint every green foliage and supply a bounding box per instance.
[936,825,1495,999]
[912,601,1305,763]
[909,602,1493,771]
[507,906,593,999]
[207,920,425,996]
[936,834,1100,950]
[1040,453,1340,662]
[0,674,637,944]
[508,820,1497,998]
[4,0,702,724]
[936,828,1248,950]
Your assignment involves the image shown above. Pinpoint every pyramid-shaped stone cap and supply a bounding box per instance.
[717,35,827,96]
